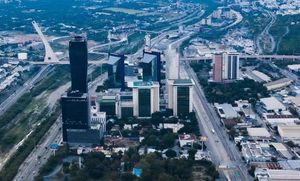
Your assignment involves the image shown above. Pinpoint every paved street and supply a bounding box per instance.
[184,64,251,181]
[14,118,62,181]
[0,65,51,117]
[13,65,106,181]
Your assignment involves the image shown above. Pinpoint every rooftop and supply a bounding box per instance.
[179,134,197,140]
[266,114,294,119]
[267,169,300,180]
[278,125,300,138]
[271,142,292,159]
[252,70,271,82]
[260,97,285,111]
[173,79,194,86]
[108,54,122,65]
[247,128,271,138]
[131,81,159,88]
[141,53,156,64]
[215,103,238,119]
[263,78,293,90]
[288,64,300,70]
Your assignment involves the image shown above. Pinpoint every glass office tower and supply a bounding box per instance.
[69,36,88,93]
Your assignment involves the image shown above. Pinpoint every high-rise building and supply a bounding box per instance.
[61,36,105,146]
[167,79,194,116]
[212,53,240,82]
[141,51,161,84]
[131,81,160,118]
[69,36,88,93]
[226,53,239,80]
[61,91,90,142]
[107,53,125,90]
[213,54,223,82]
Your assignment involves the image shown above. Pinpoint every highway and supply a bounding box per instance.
[13,65,104,181]
[184,63,251,181]
[165,27,249,179]
[0,65,51,117]
[14,118,62,181]
[256,10,276,54]
[181,54,300,62]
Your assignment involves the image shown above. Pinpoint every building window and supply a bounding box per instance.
[139,89,151,117]
[177,87,189,116]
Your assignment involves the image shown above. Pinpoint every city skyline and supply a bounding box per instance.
[1,0,300,180]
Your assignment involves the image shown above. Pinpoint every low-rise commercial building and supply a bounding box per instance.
[263,78,293,91]
[241,141,274,163]
[251,70,271,82]
[288,64,300,72]
[278,125,300,143]
[214,103,239,119]
[255,168,300,181]
[271,143,292,159]
[260,97,286,113]
[263,114,299,125]
[247,128,271,140]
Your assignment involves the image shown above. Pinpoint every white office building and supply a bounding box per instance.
[130,81,160,118]
[167,79,194,116]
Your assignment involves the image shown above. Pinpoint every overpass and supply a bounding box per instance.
[181,54,300,62]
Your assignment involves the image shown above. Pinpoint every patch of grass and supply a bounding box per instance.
[270,14,300,54]
[0,107,61,181]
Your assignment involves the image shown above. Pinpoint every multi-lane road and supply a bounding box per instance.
[0,65,52,117]
[184,63,250,181]
[13,65,105,181]
[14,118,62,181]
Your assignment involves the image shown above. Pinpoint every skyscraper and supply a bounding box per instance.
[69,36,88,93]
[61,35,104,145]
[212,53,240,82]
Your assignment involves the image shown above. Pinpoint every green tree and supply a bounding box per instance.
[160,133,176,149]
[121,172,137,181]
[165,149,177,158]
[188,148,197,160]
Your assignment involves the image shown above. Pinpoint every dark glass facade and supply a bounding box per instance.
[152,51,161,84]
[61,93,90,142]
[177,87,190,116]
[232,55,238,79]
[100,101,116,116]
[138,89,151,117]
[107,54,125,90]
[69,36,88,93]
[142,62,152,81]
[142,51,161,84]
[121,107,133,118]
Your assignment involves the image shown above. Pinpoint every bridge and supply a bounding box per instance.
[30,21,114,65]
[32,21,59,63]
[181,54,300,62]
